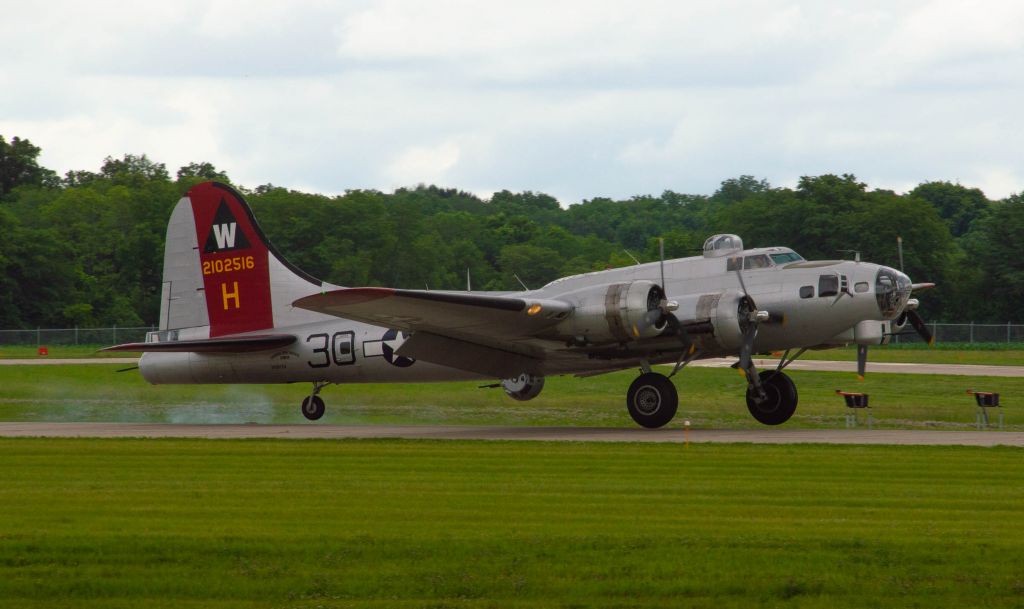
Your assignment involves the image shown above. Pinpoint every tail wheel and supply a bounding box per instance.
[746,370,797,425]
[626,372,679,429]
[301,395,326,421]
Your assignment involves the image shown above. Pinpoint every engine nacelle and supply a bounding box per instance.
[704,291,748,351]
[502,373,545,401]
[555,280,665,344]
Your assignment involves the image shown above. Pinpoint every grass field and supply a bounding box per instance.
[1,362,1020,430]
[2,438,1023,608]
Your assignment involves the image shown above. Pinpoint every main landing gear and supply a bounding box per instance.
[626,372,679,429]
[745,370,797,425]
[624,349,803,428]
[301,381,331,421]
[739,348,803,426]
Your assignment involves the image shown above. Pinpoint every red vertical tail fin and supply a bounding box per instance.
[160,182,323,338]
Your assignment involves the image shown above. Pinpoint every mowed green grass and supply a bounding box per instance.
[1,438,1023,608]
[1,363,1021,430]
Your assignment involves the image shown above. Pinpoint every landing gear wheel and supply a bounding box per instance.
[301,395,326,421]
[746,370,797,425]
[626,372,679,429]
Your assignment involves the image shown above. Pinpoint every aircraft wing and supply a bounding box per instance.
[293,288,573,377]
[293,288,570,339]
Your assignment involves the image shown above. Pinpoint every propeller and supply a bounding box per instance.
[632,239,690,349]
[896,236,935,346]
[858,237,935,380]
[734,260,774,375]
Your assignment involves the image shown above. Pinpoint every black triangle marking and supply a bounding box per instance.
[203,198,251,253]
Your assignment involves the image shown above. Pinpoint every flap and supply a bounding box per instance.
[396,332,542,378]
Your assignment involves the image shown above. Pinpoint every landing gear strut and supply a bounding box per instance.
[301,381,331,421]
[626,372,678,429]
[745,370,798,425]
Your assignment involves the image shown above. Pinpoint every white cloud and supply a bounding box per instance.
[385,140,462,186]
[0,0,1021,201]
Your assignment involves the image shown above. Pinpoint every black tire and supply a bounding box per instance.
[746,370,798,425]
[301,395,326,421]
[626,372,679,429]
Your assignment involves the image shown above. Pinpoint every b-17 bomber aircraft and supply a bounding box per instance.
[108,182,935,428]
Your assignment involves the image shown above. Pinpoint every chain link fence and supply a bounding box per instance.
[0,326,155,346]
[892,322,1024,344]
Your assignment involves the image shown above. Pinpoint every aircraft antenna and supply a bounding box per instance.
[466,268,472,292]
[513,273,530,291]
[623,249,641,265]
[897,236,904,271]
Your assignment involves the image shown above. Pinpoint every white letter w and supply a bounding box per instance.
[212,223,237,249]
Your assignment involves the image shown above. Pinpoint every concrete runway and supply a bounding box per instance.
[1,422,1021,446]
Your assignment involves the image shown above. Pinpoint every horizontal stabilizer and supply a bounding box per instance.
[103,334,296,353]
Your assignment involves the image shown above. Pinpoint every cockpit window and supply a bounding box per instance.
[743,254,771,270]
[770,252,804,265]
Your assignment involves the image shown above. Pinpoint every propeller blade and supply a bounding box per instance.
[663,312,693,348]
[659,237,666,291]
[632,308,663,337]
[738,321,758,371]
[735,266,751,301]
[856,345,867,380]
[906,310,935,346]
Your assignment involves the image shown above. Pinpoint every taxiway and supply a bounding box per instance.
[0,422,1021,446]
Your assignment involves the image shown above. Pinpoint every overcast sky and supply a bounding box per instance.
[2,0,1022,203]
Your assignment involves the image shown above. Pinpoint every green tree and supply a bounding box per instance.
[967,193,1024,321]
[0,135,58,198]
[496,244,562,290]
[712,175,771,204]
[910,181,989,238]
[99,154,169,186]
[177,162,230,182]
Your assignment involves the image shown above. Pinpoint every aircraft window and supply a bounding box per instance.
[800,286,814,299]
[770,252,804,264]
[855,281,869,293]
[818,274,839,297]
[876,267,910,318]
[711,235,737,250]
[726,257,741,271]
[744,254,771,270]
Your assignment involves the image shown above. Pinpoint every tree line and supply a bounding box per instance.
[1,134,1021,329]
